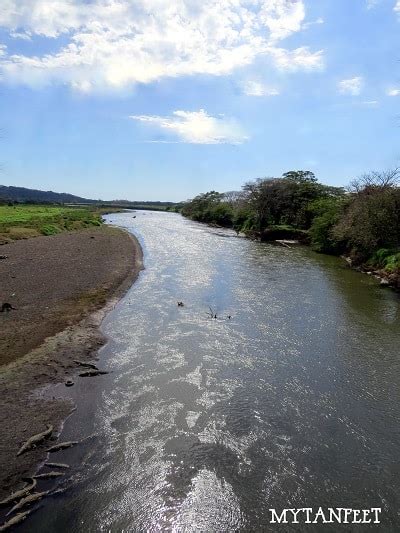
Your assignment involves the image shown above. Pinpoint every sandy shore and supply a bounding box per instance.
[0,225,143,500]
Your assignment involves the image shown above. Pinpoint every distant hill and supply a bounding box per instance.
[0,184,178,210]
[0,185,97,204]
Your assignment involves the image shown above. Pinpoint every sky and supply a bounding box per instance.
[0,0,399,202]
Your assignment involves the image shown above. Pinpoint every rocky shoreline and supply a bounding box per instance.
[342,255,400,291]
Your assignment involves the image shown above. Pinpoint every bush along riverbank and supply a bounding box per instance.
[180,169,400,291]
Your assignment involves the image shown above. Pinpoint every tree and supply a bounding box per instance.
[333,172,400,262]
[241,172,344,232]
[282,170,317,183]
[242,178,280,231]
[181,191,223,220]
[348,168,400,193]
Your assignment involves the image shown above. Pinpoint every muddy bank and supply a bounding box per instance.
[0,226,143,499]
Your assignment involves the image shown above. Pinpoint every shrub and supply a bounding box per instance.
[40,224,62,236]
[385,252,400,272]
[233,209,256,233]
[369,249,400,271]
[368,248,393,267]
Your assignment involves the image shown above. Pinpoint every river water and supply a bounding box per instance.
[23,211,400,532]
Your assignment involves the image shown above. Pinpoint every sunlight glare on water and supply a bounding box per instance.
[22,211,400,532]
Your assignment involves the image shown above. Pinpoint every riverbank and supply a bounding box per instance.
[0,226,143,499]
[187,216,400,292]
[259,230,400,291]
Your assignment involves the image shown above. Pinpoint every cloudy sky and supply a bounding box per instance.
[0,0,399,201]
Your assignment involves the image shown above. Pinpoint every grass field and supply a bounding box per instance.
[0,205,105,243]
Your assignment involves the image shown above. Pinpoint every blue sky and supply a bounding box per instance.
[0,0,399,201]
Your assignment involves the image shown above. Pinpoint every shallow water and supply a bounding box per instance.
[22,211,400,532]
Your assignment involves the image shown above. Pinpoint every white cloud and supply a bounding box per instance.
[338,76,364,96]
[242,80,279,97]
[366,0,379,9]
[130,109,248,145]
[387,88,400,96]
[258,0,305,41]
[367,0,400,11]
[9,30,32,40]
[302,17,324,29]
[0,0,324,92]
[268,46,324,71]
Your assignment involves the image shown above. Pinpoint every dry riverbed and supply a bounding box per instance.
[0,226,143,500]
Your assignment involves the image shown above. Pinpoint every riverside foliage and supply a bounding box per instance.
[180,169,400,274]
[0,205,104,243]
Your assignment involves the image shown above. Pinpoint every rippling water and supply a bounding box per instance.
[24,211,400,532]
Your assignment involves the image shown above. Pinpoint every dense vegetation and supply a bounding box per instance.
[0,205,105,243]
[181,169,400,282]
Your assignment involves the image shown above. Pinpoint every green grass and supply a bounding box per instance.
[0,205,104,242]
[367,248,400,272]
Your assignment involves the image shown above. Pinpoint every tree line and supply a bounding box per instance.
[180,169,400,274]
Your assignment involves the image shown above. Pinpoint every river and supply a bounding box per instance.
[23,211,400,532]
